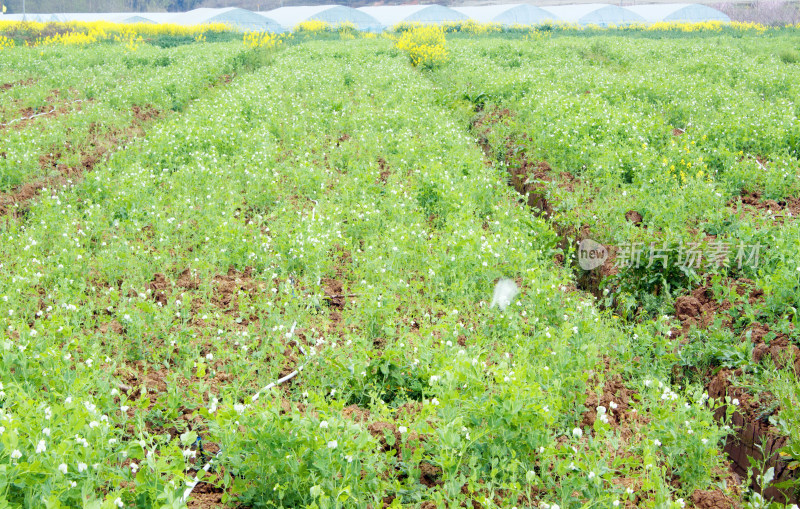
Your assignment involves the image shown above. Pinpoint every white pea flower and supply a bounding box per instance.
[572,428,583,438]
[36,440,46,453]
[327,440,338,449]
[58,463,68,474]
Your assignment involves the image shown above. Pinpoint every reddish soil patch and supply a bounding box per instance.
[729,190,800,223]
[116,361,169,397]
[581,373,642,440]
[690,489,735,509]
[99,320,124,335]
[342,404,370,422]
[707,369,795,503]
[672,278,762,337]
[131,104,162,123]
[377,157,390,184]
[419,462,443,488]
[625,210,643,225]
[177,268,201,290]
[1,95,89,132]
[368,421,401,453]
[322,277,346,309]
[748,322,800,375]
[0,107,162,218]
[211,266,258,311]
[148,273,170,306]
[0,78,37,91]
[187,477,224,509]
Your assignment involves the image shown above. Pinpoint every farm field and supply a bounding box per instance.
[1,22,800,509]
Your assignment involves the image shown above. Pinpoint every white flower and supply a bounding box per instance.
[701,438,708,445]
[0,426,4,435]
[345,454,354,463]
[572,427,583,438]
[430,397,440,406]
[89,421,99,428]
[120,405,129,413]
[588,471,595,479]
[399,426,407,433]
[42,427,50,436]
[327,440,338,449]
[58,463,68,474]
[78,462,87,472]
[654,439,661,447]
[114,497,124,508]
[626,487,634,494]
[429,375,440,384]
[10,449,22,460]
[319,421,329,429]
[732,398,740,406]
[70,481,77,488]
[676,498,685,508]
[609,401,618,410]
[234,403,245,414]
[36,439,46,453]
[613,501,619,507]
[130,462,138,473]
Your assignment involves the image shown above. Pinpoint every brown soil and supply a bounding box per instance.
[177,268,201,290]
[419,462,443,488]
[322,277,346,309]
[581,373,642,440]
[0,78,37,91]
[748,322,800,375]
[729,190,800,223]
[368,421,401,453]
[625,210,643,225]
[377,157,390,184]
[211,266,258,311]
[187,477,224,508]
[690,489,735,509]
[342,404,370,422]
[99,320,124,335]
[707,369,795,503]
[131,104,162,123]
[148,273,170,306]
[672,278,762,337]
[0,104,163,218]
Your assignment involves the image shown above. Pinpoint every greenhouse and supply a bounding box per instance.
[626,3,730,23]
[46,13,156,23]
[262,6,381,32]
[454,4,554,26]
[541,3,645,25]
[358,5,467,28]
[169,7,284,32]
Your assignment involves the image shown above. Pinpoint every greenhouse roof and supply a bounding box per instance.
[46,13,156,23]
[626,3,730,23]
[541,3,645,25]
[453,4,553,25]
[262,5,381,31]
[169,7,284,32]
[358,5,467,27]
